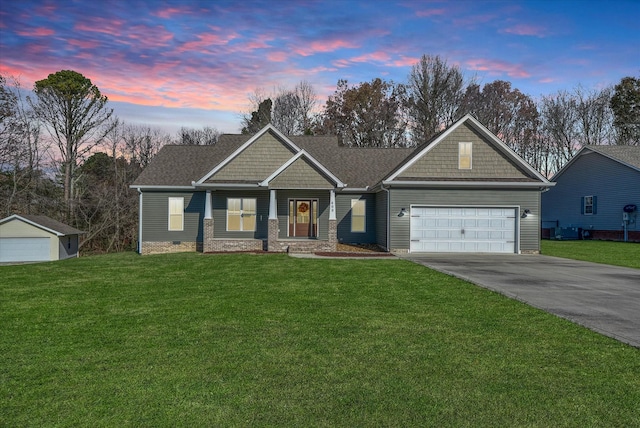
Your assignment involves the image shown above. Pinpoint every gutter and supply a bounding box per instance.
[381,183,390,252]
[382,180,555,188]
[137,188,143,254]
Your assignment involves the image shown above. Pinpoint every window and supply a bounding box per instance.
[168,197,184,231]
[227,198,257,231]
[459,142,472,169]
[582,196,597,215]
[351,199,366,233]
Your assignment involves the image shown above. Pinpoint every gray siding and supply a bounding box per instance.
[270,157,334,189]
[58,235,79,259]
[142,191,204,242]
[209,131,295,182]
[399,122,530,179]
[375,190,389,249]
[335,193,376,244]
[542,152,640,232]
[276,190,330,240]
[389,188,541,252]
[212,190,270,239]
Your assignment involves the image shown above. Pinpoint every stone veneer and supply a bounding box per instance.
[142,241,197,255]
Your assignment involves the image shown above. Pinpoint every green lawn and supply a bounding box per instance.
[2,253,639,427]
[542,239,640,268]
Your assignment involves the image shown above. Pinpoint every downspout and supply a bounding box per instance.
[381,183,390,252]
[137,189,143,254]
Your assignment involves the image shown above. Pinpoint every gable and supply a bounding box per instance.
[268,156,335,189]
[206,130,296,182]
[397,122,532,180]
[0,218,56,238]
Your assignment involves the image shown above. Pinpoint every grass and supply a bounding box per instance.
[542,239,640,268]
[1,252,639,427]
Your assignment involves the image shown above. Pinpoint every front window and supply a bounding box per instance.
[459,142,472,169]
[227,198,256,231]
[351,199,366,233]
[168,197,184,231]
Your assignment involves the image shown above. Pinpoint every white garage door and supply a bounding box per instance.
[0,238,51,262]
[410,207,516,253]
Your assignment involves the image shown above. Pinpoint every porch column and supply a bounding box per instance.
[205,190,212,219]
[268,189,279,252]
[328,189,337,251]
[269,189,278,219]
[329,189,336,220]
[203,190,214,253]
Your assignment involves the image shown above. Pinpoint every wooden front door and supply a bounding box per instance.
[289,199,318,237]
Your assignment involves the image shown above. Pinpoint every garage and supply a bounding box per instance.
[410,207,517,253]
[0,237,51,262]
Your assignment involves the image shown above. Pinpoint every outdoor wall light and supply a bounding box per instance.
[398,208,408,217]
[521,209,531,218]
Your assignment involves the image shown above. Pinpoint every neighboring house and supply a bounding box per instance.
[0,214,84,263]
[131,114,553,255]
[542,145,640,242]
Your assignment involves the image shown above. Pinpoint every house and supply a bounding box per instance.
[131,114,553,255]
[542,145,640,242]
[0,214,84,263]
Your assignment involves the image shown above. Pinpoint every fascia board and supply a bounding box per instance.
[5,214,65,236]
[130,185,195,190]
[382,180,555,188]
[195,124,301,185]
[192,182,259,189]
[260,150,346,188]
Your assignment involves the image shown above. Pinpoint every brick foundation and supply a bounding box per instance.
[206,239,265,252]
[203,218,215,252]
[591,230,640,242]
[141,241,198,255]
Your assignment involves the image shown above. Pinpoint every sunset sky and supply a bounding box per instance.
[1,0,638,135]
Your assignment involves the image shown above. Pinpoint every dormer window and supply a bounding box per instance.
[459,142,472,169]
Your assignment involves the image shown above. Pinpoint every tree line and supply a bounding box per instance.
[1,57,638,253]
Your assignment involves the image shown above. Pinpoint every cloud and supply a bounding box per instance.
[415,8,446,17]
[16,27,55,37]
[502,24,547,37]
[294,39,359,56]
[465,58,531,78]
[153,6,194,19]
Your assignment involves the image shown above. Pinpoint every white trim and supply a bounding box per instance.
[130,185,195,190]
[383,180,554,188]
[204,190,212,219]
[192,182,259,189]
[350,198,366,233]
[329,190,336,220]
[168,197,184,231]
[196,124,301,184]
[386,114,551,184]
[0,214,66,237]
[226,197,257,232]
[287,198,319,238]
[259,150,346,188]
[458,142,472,170]
[138,190,143,254]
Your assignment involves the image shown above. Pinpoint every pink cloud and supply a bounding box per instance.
[539,77,556,84]
[177,32,239,53]
[74,18,126,36]
[267,51,288,62]
[502,24,546,37]
[153,6,193,19]
[16,27,55,37]
[465,58,531,78]
[67,39,100,49]
[294,39,359,56]
[390,56,420,67]
[416,8,446,17]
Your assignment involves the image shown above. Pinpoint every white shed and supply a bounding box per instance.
[0,215,84,263]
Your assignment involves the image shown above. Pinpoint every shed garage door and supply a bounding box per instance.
[0,237,51,262]
[410,207,516,253]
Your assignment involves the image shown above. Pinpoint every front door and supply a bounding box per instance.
[289,199,318,237]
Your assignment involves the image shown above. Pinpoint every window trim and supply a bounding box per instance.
[226,197,257,232]
[351,199,366,233]
[459,142,472,170]
[582,195,596,215]
[287,198,319,238]
[168,197,184,231]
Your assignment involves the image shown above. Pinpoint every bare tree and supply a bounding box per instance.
[123,124,169,168]
[406,54,466,143]
[323,78,408,147]
[540,90,580,174]
[176,126,220,145]
[610,76,640,145]
[575,85,614,146]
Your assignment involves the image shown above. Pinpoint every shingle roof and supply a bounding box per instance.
[1,215,85,235]
[132,134,416,188]
[587,145,640,170]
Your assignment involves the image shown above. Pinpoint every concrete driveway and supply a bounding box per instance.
[401,253,640,348]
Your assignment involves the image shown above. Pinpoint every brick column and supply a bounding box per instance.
[328,219,337,252]
[203,218,214,252]
[268,218,280,252]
